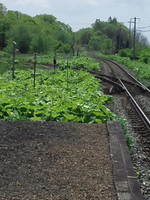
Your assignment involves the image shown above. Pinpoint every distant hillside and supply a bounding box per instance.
[0,3,148,54]
[76,17,149,54]
[0,3,73,53]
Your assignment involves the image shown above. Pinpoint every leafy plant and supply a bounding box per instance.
[58,56,101,71]
[0,69,113,123]
[98,53,150,84]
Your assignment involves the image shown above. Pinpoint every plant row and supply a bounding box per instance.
[0,69,113,123]
[0,51,101,74]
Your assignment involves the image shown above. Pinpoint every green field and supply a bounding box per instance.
[0,68,112,122]
[0,51,101,74]
[0,51,112,122]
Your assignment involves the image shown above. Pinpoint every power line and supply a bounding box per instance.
[137,30,150,32]
[138,26,150,29]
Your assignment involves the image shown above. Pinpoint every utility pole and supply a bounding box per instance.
[132,17,140,59]
[128,18,133,49]
[133,17,137,59]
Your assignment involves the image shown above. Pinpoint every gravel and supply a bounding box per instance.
[108,94,150,200]
[135,95,150,114]
[0,121,117,200]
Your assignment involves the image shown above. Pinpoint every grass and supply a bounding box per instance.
[98,53,150,86]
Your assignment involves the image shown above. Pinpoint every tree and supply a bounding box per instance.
[0,2,148,54]
[0,3,7,16]
[89,33,112,53]
[77,28,92,46]
[108,16,112,23]
[30,33,50,53]
[0,20,9,49]
[34,14,56,24]
[12,24,31,53]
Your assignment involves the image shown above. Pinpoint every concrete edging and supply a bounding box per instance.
[107,121,144,200]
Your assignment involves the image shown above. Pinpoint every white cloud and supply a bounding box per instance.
[81,0,99,6]
[15,0,50,8]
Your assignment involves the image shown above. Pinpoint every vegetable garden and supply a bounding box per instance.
[0,52,113,123]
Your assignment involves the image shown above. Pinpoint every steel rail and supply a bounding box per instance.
[94,74,124,89]
[106,59,150,93]
[88,70,142,88]
[101,58,150,129]
[119,79,150,129]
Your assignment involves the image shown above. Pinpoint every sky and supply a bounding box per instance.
[1,0,150,42]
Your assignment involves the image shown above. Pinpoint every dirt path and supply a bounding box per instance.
[0,121,117,200]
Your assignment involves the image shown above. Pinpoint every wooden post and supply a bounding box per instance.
[12,41,16,79]
[53,54,56,72]
[66,57,69,89]
[33,53,37,88]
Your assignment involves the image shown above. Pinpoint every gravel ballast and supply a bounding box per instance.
[99,58,150,200]
[107,95,150,200]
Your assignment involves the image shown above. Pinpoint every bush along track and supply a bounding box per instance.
[98,53,150,85]
[58,56,101,71]
[0,69,113,122]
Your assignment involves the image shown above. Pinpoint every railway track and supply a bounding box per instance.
[89,58,150,199]
[91,59,150,155]
[104,60,149,123]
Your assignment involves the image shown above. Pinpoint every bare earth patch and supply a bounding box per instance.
[0,121,117,200]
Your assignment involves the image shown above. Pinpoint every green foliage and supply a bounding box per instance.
[118,48,132,58]
[58,56,101,71]
[137,47,150,64]
[0,3,148,55]
[0,51,11,73]
[0,62,9,74]
[89,34,112,54]
[76,18,148,53]
[113,114,133,151]
[11,24,31,53]
[0,69,113,123]
[76,28,93,46]
[118,47,150,65]
[0,3,7,16]
[0,4,74,54]
[0,50,8,57]
[99,53,150,82]
[30,33,49,53]
[0,50,101,74]
[126,136,134,151]
[0,19,9,50]
[76,18,131,53]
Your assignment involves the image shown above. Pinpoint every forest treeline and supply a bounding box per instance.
[0,3,149,55]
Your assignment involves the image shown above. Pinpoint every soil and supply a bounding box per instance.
[0,121,117,200]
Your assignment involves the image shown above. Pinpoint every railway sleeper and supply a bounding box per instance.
[131,125,146,128]
[143,148,150,154]
[141,132,150,137]
[131,122,145,127]
[133,129,149,133]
